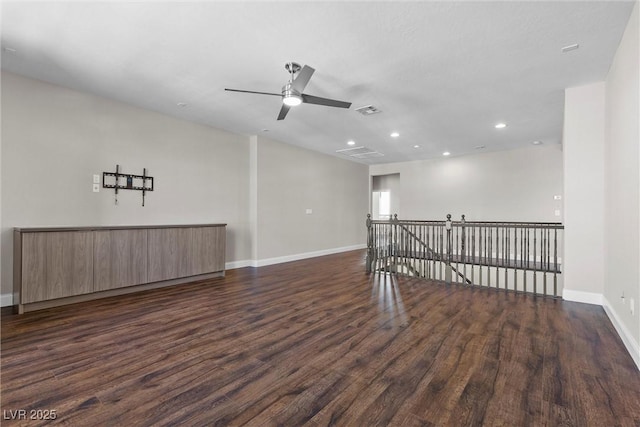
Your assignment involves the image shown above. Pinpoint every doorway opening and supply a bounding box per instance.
[371,173,400,220]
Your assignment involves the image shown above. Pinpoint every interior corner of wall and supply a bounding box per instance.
[249,135,258,261]
[603,295,640,370]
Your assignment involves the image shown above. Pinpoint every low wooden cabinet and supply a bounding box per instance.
[14,224,226,313]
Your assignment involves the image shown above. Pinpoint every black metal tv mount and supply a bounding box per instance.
[102,164,154,206]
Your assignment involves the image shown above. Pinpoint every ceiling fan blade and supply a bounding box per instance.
[225,88,282,97]
[277,104,291,120]
[302,94,352,109]
[291,65,315,93]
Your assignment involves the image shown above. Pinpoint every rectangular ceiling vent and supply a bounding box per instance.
[336,146,384,159]
[355,105,382,116]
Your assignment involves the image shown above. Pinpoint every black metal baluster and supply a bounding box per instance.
[553,229,558,297]
[534,227,537,294]
[471,224,476,285]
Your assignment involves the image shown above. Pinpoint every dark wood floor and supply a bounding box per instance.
[2,250,639,426]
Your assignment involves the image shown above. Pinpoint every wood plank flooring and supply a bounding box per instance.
[2,249,639,426]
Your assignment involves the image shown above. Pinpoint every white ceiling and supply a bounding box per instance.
[0,1,635,164]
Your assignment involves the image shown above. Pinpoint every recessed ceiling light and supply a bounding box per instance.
[261,128,269,132]
[177,102,187,108]
[475,145,486,149]
[442,151,451,156]
[390,132,400,138]
[347,140,356,146]
[3,47,17,53]
[532,140,543,145]
[413,145,420,149]
[561,44,579,53]
[495,123,507,129]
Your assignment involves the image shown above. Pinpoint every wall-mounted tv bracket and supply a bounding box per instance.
[102,165,154,206]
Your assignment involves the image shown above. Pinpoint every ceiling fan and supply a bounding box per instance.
[225,62,352,120]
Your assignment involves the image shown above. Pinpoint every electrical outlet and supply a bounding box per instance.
[92,183,100,193]
[93,174,100,184]
[554,209,561,216]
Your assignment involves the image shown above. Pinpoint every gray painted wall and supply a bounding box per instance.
[604,1,639,360]
[369,145,563,223]
[563,82,606,298]
[255,136,369,261]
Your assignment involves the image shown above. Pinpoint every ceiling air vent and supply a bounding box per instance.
[355,105,382,116]
[336,146,384,159]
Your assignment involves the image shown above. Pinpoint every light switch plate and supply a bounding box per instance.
[554,209,561,216]
[93,174,100,184]
[554,195,562,200]
[305,209,312,214]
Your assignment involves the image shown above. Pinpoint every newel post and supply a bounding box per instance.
[366,214,373,273]
[445,214,453,283]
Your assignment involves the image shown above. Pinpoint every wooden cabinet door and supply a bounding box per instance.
[147,226,226,282]
[147,228,182,282]
[189,226,226,275]
[22,231,94,303]
[94,230,148,291]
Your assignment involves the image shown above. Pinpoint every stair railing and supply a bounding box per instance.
[366,213,564,297]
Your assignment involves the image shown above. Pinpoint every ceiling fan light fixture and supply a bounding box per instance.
[283,94,302,106]
[282,82,303,107]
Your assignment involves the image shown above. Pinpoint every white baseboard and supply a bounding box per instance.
[253,244,366,268]
[225,260,253,270]
[225,244,366,270]
[562,289,603,305]
[603,296,640,370]
[1,293,13,307]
